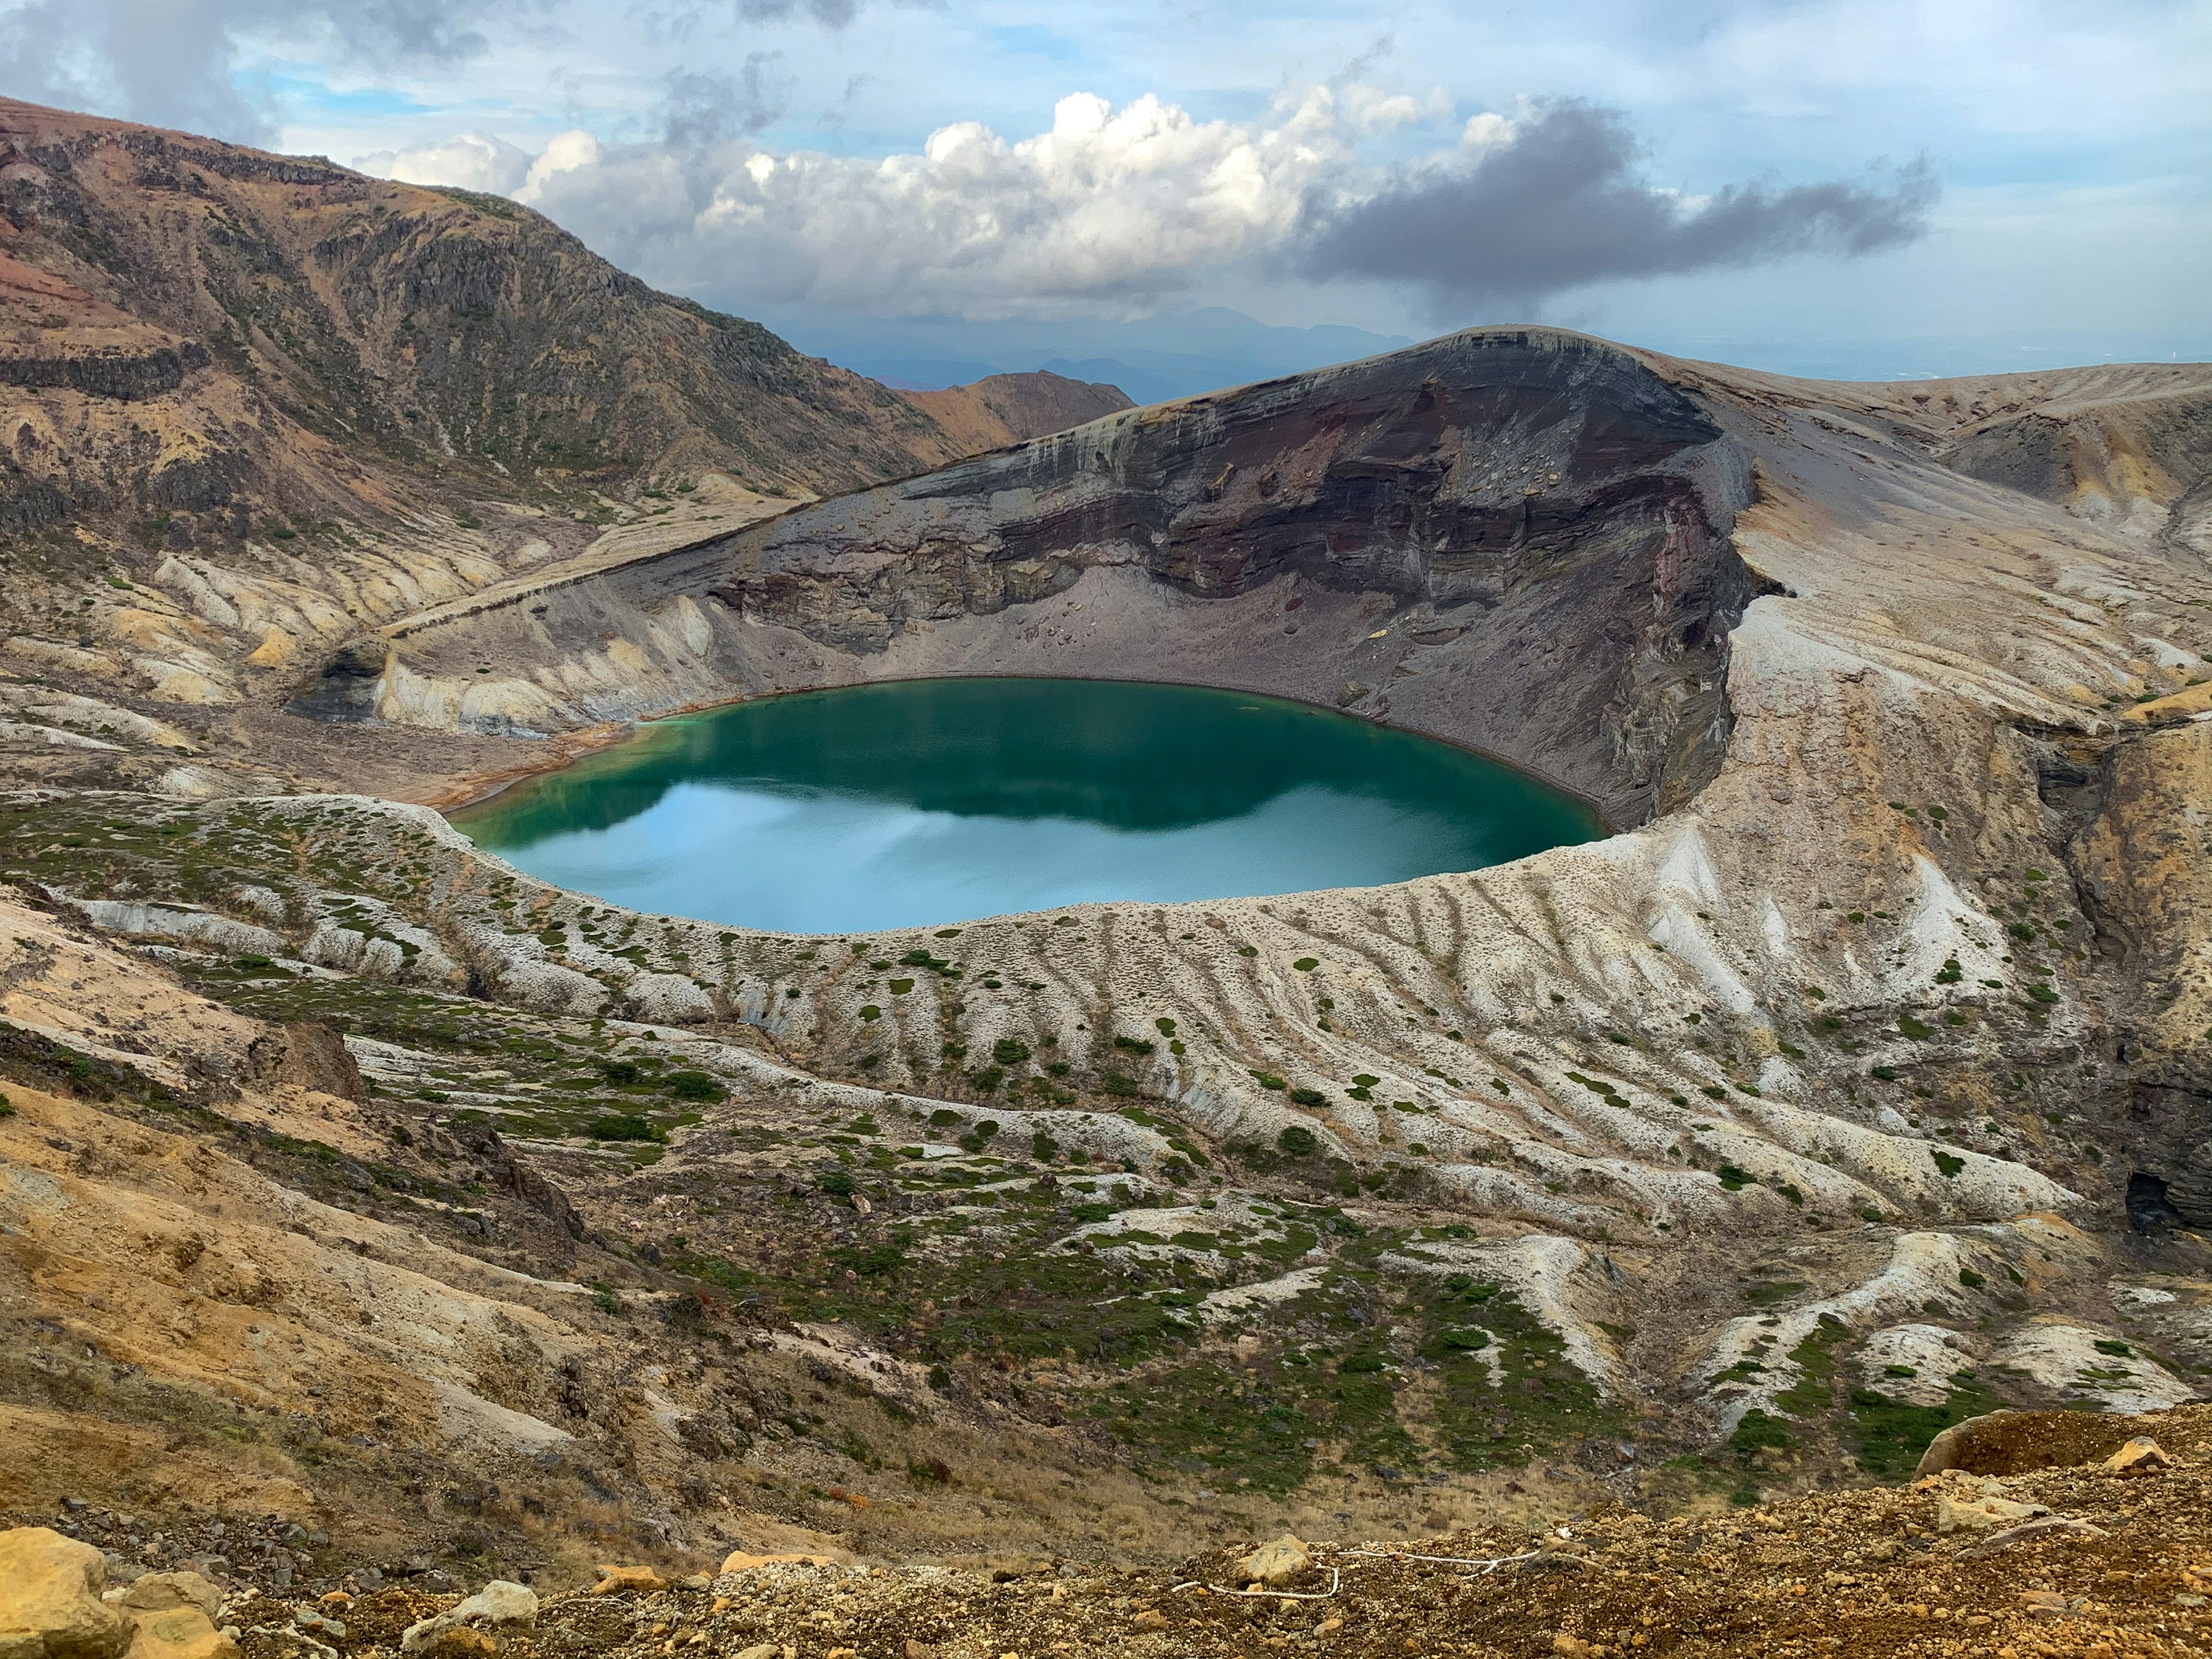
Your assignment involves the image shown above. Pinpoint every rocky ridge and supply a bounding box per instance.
[0,98,1122,740]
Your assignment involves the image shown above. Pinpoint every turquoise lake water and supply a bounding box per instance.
[450,677,1602,934]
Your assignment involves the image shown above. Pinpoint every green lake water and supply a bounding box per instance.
[450,677,1602,934]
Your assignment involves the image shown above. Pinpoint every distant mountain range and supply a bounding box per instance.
[763,306,1418,405]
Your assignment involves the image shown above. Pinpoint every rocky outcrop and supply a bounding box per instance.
[246,1019,370,1104]
[894,370,1134,454]
[719,329,1764,820]
[0,340,207,400]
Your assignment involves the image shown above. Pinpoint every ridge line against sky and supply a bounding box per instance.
[2,0,2206,387]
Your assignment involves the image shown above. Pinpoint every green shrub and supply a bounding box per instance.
[600,1060,642,1084]
[1931,1149,1965,1178]
[1293,957,1319,972]
[1277,1126,1319,1157]
[817,1169,857,1195]
[1155,1017,1177,1037]
[1729,1408,1797,1457]
[1289,1088,1326,1107]
[859,1005,882,1021]
[1250,1070,1288,1090]
[586,1114,665,1143]
[1100,1072,1139,1097]
[1113,1035,1155,1054]
[661,1071,723,1101]
[2025,983,2060,1005]
[992,1037,1031,1065]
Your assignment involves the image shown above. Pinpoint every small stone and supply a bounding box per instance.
[113,1581,219,1624]
[2102,1437,2173,1475]
[2018,1590,2077,1619]
[1130,1609,1168,1632]
[1553,1638,1595,1658]
[718,1553,834,1575]
[0,1527,132,1659]
[679,1575,710,1592]
[734,1646,779,1659]
[1963,1518,2105,1555]
[400,1582,537,1654]
[1934,1495,2046,1533]
[122,1608,236,1659]
[1239,1536,1310,1589]
[587,1567,665,1596]
[424,1629,495,1659]
[903,1643,934,1659]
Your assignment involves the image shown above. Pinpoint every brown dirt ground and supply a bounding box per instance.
[45,1401,2199,1659]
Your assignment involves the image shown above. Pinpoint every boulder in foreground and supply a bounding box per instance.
[0,1529,130,1659]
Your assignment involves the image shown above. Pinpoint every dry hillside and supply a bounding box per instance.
[895,373,1133,456]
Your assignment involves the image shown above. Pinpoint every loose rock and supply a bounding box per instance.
[1238,1536,1310,1588]
[584,1570,664,1598]
[0,1528,131,1659]
[2104,1435,2175,1474]
[1933,1494,2047,1533]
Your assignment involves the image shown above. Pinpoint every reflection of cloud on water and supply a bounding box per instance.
[495,782,1502,934]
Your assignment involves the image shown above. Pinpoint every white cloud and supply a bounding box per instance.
[361,130,534,194]
[357,84,1936,324]
[485,85,1395,319]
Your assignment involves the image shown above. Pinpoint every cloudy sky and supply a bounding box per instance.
[5,0,2208,388]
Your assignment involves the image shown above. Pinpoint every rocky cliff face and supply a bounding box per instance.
[0,98,966,538]
[721,329,1764,821]
[0,98,1128,734]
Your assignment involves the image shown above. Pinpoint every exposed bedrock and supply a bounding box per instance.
[324,329,1770,825]
[717,329,1767,822]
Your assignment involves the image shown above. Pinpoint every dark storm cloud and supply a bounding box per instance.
[660,58,787,148]
[1300,99,1940,313]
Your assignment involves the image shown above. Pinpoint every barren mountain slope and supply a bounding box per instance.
[5,324,2212,1578]
[895,372,1135,456]
[0,99,1123,736]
